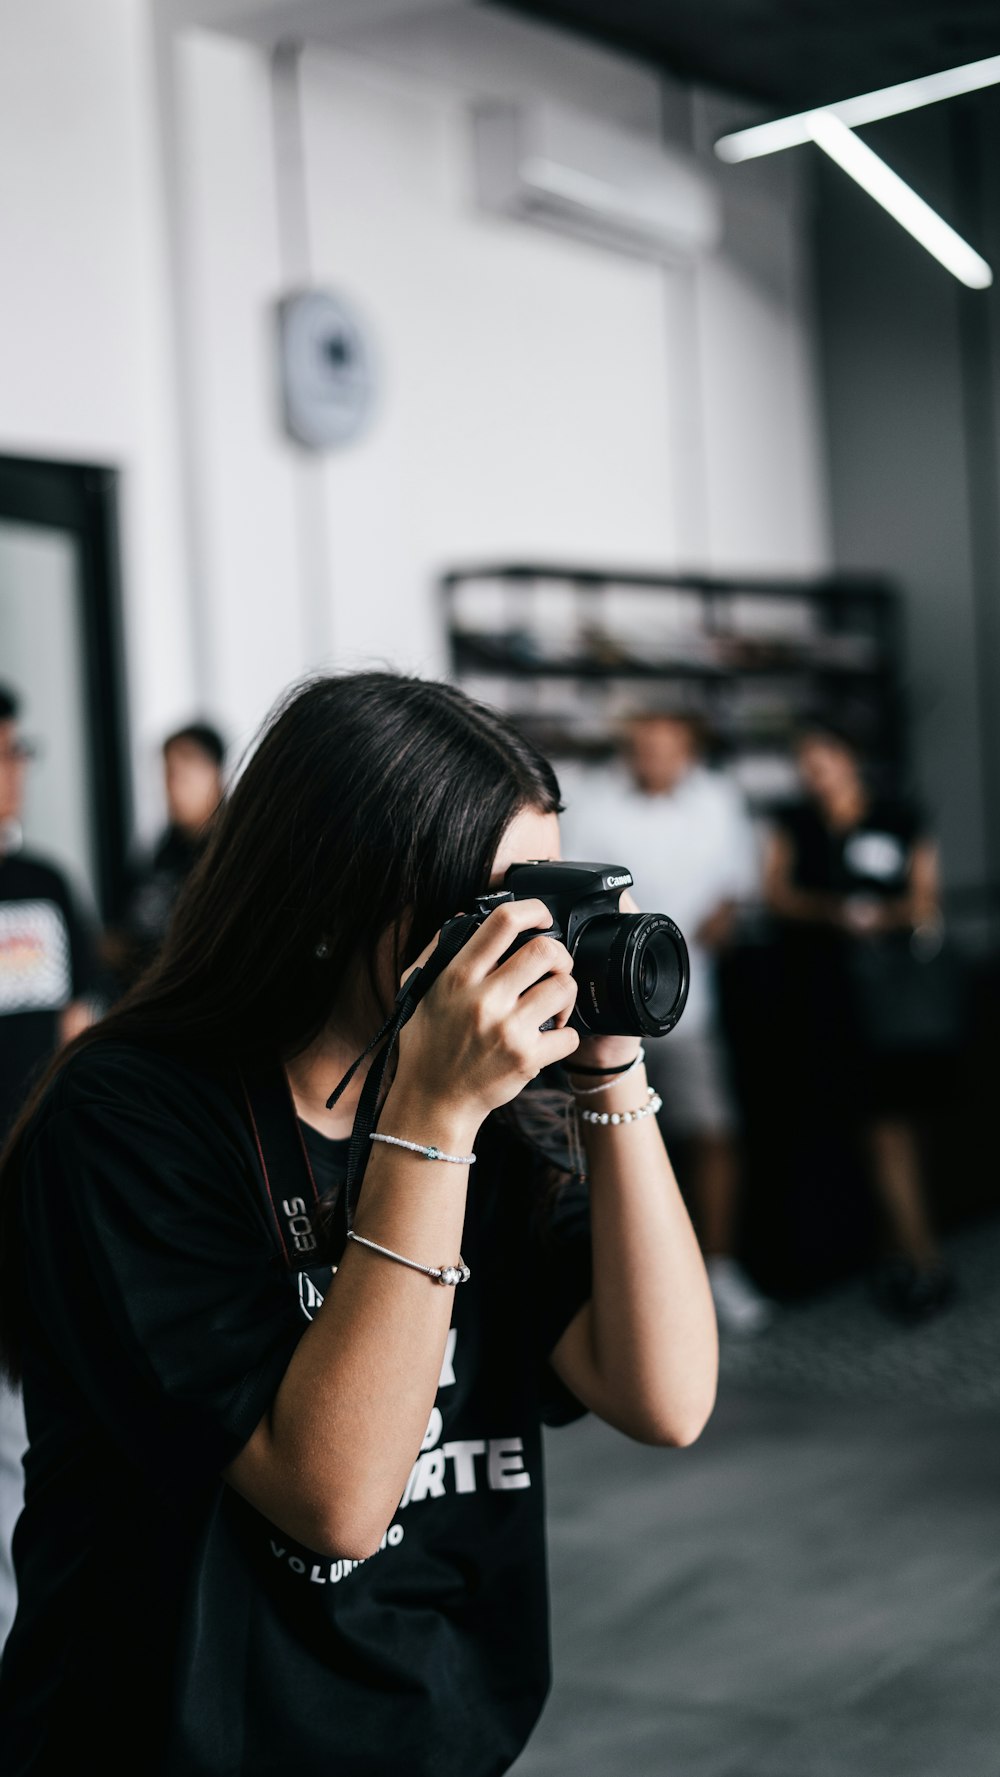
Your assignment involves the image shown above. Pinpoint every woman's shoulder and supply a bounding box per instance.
[39,1037,245,1145]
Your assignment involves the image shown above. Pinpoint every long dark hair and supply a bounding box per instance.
[0,671,562,1380]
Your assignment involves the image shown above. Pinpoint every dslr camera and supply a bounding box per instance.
[449,860,689,1039]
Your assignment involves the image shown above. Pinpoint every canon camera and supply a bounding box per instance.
[448,860,689,1039]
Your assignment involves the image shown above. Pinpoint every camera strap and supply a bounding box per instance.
[326,912,482,1229]
[241,1063,322,1269]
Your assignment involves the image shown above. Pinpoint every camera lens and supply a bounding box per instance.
[635,923,685,1025]
[571,912,689,1037]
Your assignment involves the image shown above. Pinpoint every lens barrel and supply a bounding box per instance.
[571,912,689,1037]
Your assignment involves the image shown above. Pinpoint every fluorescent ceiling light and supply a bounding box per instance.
[807,111,992,290]
[715,53,1000,163]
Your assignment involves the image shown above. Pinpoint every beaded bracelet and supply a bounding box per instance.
[370,1131,476,1165]
[576,1085,662,1128]
[568,1046,645,1098]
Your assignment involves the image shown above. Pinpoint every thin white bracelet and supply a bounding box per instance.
[576,1085,662,1127]
[346,1229,471,1286]
[568,1047,645,1098]
[370,1132,476,1165]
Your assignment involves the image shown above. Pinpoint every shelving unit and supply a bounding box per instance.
[443,563,905,809]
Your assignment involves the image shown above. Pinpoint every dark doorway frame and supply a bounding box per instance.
[0,455,131,920]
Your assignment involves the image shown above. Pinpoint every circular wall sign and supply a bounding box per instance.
[277,289,376,451]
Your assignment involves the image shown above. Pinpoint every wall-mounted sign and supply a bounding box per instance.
[277,289,376,451]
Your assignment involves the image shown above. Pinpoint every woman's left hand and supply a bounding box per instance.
[569,888,645,1072]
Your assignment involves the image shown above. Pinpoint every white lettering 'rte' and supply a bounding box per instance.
[487,1439,531,1491]
[399,1436,530,1509]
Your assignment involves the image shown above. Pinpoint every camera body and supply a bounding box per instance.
[458,859,689,1038]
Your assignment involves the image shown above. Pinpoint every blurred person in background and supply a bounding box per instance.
[561,712,770,1334]
[0,673,717,1776]
[764,719,954,1319]
[0,681,98,1649]
[0,684,97,1130]
[108,721,226,989]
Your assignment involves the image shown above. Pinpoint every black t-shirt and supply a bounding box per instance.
[111,826,208,993]
[0,851,96,1135]
[0,1042,592,1777]
[120,827,206,975]
[777,797,925,903]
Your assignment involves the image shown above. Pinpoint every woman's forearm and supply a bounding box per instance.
[227,1079,479,1558]
[552,1062,718,1447]
[231,896,583,1558]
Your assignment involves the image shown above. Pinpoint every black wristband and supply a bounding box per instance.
[566,1054,642,1077]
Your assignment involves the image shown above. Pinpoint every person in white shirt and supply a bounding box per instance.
[560,712,771,1334]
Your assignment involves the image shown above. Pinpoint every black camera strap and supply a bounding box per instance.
[241,1063,322,1269]
[240,914,484,1267]
[326,912,482,1229]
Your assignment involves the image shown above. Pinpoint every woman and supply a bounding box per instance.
[0,673,717,1776]
[764,719,953,1316]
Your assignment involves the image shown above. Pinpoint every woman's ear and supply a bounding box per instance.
[371,915,413,1016]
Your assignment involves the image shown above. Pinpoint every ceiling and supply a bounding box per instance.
[490,0,1000,113]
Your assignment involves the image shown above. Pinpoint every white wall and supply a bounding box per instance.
[689,91,830,574]
[177,12,829,735]
[1,0,831,836]
[175,19,681,726]
[174,29,311,750]
[300,44,680,669]
[0,0,197,840]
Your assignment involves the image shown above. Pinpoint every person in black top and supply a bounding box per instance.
[0,672,718,1777]
[763,719,952,1318]
[0,683,99,1651]
[108,721,226,988]
[0,685,98,1136]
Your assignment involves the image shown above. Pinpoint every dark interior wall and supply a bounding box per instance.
[815,95,1000,899]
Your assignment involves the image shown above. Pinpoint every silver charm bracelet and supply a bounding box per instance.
[576,1085,662,1128]
[346,1229,470,1287]
[370,1131,476,1165]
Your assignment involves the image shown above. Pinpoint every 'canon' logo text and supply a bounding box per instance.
[282,1196,318,1255]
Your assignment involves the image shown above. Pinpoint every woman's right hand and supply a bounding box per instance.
[392,898,581,1133]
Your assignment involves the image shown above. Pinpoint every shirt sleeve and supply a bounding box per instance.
[20,1094,306,1499]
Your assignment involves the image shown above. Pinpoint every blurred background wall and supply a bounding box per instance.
[817,101,1000,896]
[0,0,831,853]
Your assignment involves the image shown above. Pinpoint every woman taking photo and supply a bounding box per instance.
[0,673,717,1777]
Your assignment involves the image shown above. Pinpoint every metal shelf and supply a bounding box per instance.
[443,562,906,788]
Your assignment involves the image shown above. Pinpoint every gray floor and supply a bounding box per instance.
[513,1223,1000,1777]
